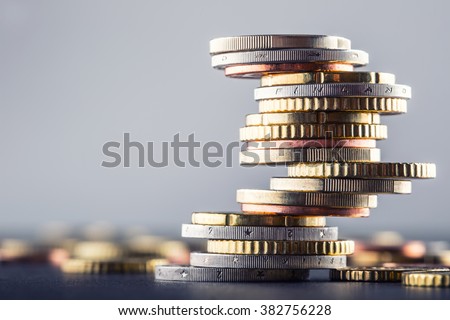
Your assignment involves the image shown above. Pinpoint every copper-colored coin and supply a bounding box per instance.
[225,63,354,78]
[241,204,370,217]
[244,139,377,150]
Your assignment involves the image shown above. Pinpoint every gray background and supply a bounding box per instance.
[0,0,448,239]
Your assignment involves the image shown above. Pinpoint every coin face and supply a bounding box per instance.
[155,265,310,282]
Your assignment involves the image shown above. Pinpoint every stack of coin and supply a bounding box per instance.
[155,34,436,282]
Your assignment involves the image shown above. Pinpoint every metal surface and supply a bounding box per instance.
[206,239,355,255]
[209,35,351,54]
[270,178,412,194]
[254,83,411,100]
[241,204,370,217]
[190,252,347,269]
[155,265,310,282]
[287,162,437,179]
[236,189,377,208]
[212,49,368,69]
[245,112,381,125]
[240,148,380,164]
[181,224,338,241]
[240,124,388,141]
[258,97,407,113]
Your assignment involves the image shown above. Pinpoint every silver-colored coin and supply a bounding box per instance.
[254,83,412,100]
[181,224,338,241]
[190,252,347,269]
[270,178,412,194]
[237,189,377,208]
[240,148,380,165]
[155,265,309,282]
[209,35,351,54]
[212,49,368,69]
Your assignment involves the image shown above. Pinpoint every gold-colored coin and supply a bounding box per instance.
[245,112,381,126]
[191,212,326,227]
[61,258,167,274]
[237,189,377,208]
[240,124,388,141]
[259,97,407,114]
[207,239,354,255]
[288,162,436,179]
[330,267,436,282]
[72,241,125,260]
[261,72,396,87]
[402,271,450,287]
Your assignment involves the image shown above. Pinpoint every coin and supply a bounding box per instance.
[261,72,396,86]
[259,97,407,114]
[72,241,125,260]
[61,258,151,274]
[191,212,327,227]
[270,178,412,194]
[225,63,354,78]
[245,112,381,126]
[237,190,377,208]
[254,83,411,100]
[287,162,436,179]
[330,267,434,282]
[240,124,388,141]
[241,204,370,217]
[155,265,310,282]
[181,224,338,241]
[207,239,355,255]
[240,148,380,164]
[190,252,347,269]
[402,271,450,287]
[212,49,368,69]
[244,139,377,149]
[209,35,351,54]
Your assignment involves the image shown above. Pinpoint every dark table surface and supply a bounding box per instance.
[1,264,449,300]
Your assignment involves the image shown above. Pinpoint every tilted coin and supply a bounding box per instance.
[329,267,438,282]
[245,112,381,126]
[212,49,368,69]
[181,224,338,241]
[270,178,412,194]
[402,271,450,287]
[61,258,161,274]
[261,72,396,86]
[287,162,437,179]
[190,252,347,269]
[244,139,377,150]
[259,97,407,114]
[240,124,388,141]
[254,83,411,100]
[241,204,370,217]
[191,212,326,227]
[209,35,351,54]
[155,265,309,282]
[237,189,377,208]
[225,63,354,78]
[207,239,355,255]
[240,148,380,164]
